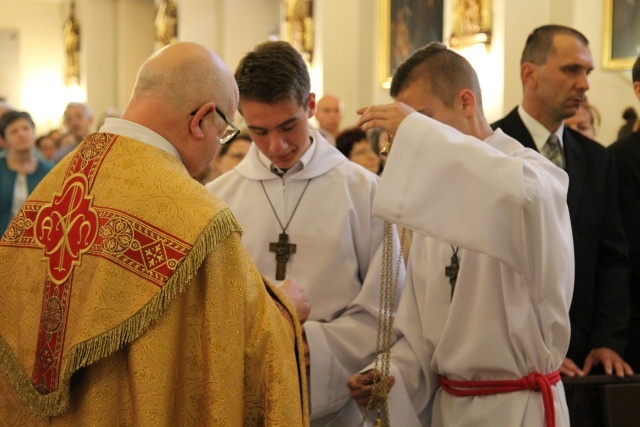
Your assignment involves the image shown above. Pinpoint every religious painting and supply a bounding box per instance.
[603,0,640,71]
[378,0,444,88]
[283,0,314,63]
[450,0,492,47]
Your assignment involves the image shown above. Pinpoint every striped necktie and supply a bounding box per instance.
[541,133,565,169]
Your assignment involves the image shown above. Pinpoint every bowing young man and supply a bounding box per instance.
[206,40,404,425]
[349,42,574,426]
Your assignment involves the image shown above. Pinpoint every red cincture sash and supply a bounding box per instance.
[0,134,192,395]
[440,370,561,427]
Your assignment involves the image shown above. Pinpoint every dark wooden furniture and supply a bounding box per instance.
[563,374,640,426]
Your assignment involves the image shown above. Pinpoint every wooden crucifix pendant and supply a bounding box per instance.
[444,248,459,300]
[269,232,297,280]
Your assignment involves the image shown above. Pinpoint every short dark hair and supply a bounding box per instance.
[234,41,310,108]
[633,54,640,83]
[335,127,368,158]
[521,25,589,66]
[390,42,483,108]
[218,133,251,157]
[0,110,35,138]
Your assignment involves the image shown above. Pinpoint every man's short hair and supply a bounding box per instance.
[521,25,589,66]
[390,41,483,109]
[632,54,640,83]
[64,102,93,119]
[0,110,35,138]
[234,41,310,108]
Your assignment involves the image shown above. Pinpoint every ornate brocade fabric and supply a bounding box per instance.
[0,134,308,426]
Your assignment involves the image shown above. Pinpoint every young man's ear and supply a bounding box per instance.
[307,93,317,118]
[458,89,476,117]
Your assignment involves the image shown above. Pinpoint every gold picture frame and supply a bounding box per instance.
[449,0,492,48]
[378,0,444,88]
[283,0,314,63]
[603,0,640,71]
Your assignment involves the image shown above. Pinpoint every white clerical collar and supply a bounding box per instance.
[257,136,317,177]
[99,118,182,161]
[518,105,564,151]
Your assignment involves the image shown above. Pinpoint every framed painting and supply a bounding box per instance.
[449,0,492,47]
[603,0,640,71]
[378,0,444,88]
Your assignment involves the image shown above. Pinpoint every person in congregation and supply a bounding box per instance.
[195,132,252,184]
[314,93,344,145]
[0,100,14,154]
[366,127,390,174]
[618,106,638,140]
[336,126,382,174]
[564,97,601,140]
[348,41,574,426]
[35,133,59,162]
[609,53,640,373]
[0,41,309,425]
[206,40,404,426]
[52,101,94,162]
[0,111,53,235]
[492,25,632,378]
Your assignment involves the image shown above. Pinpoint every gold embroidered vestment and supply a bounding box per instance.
[0,133,308,426]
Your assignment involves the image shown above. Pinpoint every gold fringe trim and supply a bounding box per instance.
[0,208,242,419]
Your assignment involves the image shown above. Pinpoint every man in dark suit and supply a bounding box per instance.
[492,25,632,377]
[610,54,640,373]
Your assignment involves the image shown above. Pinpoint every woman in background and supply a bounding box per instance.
[336,127,381,174]
[36,134,59,162]
[195,134,252,185]
[565,98,601,140]
[0,111,53,234]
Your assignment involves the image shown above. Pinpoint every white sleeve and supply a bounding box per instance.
[304,222,405,418]
[373,112,573,302]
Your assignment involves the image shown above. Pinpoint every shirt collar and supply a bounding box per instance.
[257,136,317,178]
[99,118,182,161]
[518,105,564,151]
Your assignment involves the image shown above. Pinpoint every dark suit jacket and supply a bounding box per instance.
[610,132,640,371]
[492,107,630,366]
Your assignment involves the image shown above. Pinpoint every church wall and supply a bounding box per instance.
[0,0,67,132]
[0,0,637,143]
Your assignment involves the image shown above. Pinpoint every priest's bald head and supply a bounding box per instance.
[390,42,491,140]
[122,41,239,177]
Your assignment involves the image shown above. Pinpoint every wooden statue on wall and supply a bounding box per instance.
[63,0,80,84]
[155,0,178,48]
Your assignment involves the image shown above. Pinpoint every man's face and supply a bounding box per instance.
[64,105,93,142]
[396,79,462,131]
[528,34,593,123]
[241,95,315,170]
[315,96,342,135]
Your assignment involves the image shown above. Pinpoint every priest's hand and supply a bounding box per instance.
[356,102,415,139]
[582,347,634,377]
[347,369,396,408]
[278,279,310,324]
